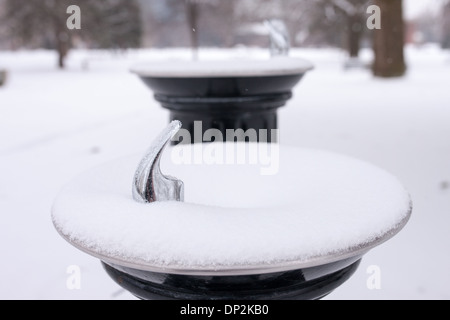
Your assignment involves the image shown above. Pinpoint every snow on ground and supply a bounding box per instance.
[0,46,449,300]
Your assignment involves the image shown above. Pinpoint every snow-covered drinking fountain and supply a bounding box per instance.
[52,24,412,300]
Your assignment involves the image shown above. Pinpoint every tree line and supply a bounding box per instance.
[0,0,449,77]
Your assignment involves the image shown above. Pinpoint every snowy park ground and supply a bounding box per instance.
[0,46,449,300]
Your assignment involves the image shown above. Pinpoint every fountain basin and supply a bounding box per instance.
[52,143,411,300]
[132,58,313,143]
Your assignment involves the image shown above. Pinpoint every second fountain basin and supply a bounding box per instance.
[132,57,313,143]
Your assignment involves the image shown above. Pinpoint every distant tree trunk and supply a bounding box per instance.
[348,13,363,58]
[0,70,7,87]
[222,0,236,48]
[186,0,199,60]
[57,44,68,69]
[372,0,406,77]
[55,22,70,69]
[57,34,70,69]
[443,2,450,49]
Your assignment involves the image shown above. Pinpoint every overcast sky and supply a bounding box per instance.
[404,0,446,19]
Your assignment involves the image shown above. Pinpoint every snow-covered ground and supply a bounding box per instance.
[0,46,449,300]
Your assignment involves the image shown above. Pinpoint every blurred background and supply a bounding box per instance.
[0,0,449,70]
[0,0,449,300]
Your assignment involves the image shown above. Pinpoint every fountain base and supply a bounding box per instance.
[102,258,361,300]
[159,92,291,143]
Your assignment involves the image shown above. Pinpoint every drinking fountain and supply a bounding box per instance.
[52,120,411,300]
[52,24,412,300]
[131,57,312,143]
[131,19,307,143]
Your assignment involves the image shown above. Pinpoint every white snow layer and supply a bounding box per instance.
[131,56,314,78]
[52,144,411,269]
[1,46,449,299]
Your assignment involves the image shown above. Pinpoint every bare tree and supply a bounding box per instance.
[334,0,370,58]
[184,0,237,57]
[443,1,450,49]
[186,0,200,58]
[88,0,142,50]
[2,0,142,68]
[313,0,369,58]
[0,0,8,49]
[372,0,406,77]
[2,0,74,68]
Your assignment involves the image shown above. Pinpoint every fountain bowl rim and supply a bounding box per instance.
[130,57,314,79]
[53,207,411,277]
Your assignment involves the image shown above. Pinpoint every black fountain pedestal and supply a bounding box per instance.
[102,258,361,301]
[132,58,313,143]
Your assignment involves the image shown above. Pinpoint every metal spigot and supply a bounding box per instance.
[265,19,290,57]
[132,121,184,203]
